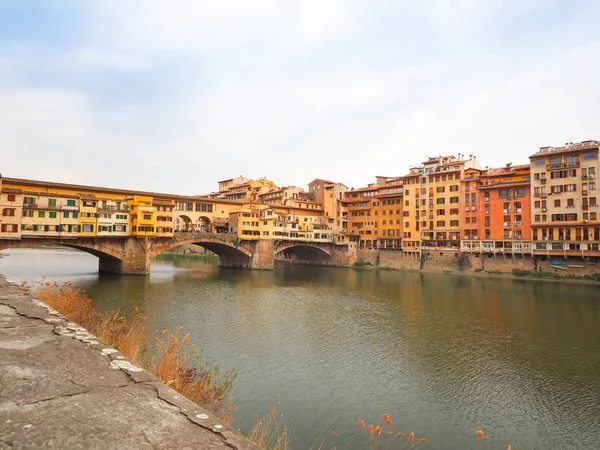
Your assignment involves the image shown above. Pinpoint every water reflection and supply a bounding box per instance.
[1,248,600,449]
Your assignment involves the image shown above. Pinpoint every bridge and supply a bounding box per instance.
[0,232,354,274]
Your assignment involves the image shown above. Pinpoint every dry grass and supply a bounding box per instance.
[143,327,237,418]
[357,414,429,450]
[246,401,291,450]
[37,282,236,423]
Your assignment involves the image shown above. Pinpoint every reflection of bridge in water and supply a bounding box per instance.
[0,232,354,275]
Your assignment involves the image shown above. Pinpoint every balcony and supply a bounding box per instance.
[547,162,579,170]
[514,221,522,226]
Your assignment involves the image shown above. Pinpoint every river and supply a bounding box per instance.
[1,247,599,449]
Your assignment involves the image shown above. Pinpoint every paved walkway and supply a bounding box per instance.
[0,275,258,450]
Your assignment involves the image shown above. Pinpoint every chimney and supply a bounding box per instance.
[469,154,473,160]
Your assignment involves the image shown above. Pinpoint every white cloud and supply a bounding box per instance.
[1,1,599,193]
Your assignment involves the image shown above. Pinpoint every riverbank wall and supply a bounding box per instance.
[356,248,600,277]
[0,275,258,450]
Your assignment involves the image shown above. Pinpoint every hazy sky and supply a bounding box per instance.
[1,1,599,195]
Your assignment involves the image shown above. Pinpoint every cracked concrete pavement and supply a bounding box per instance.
[0,275,259,450]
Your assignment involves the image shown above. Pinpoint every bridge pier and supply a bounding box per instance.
[98,238,152,275]
[219,240,274,270]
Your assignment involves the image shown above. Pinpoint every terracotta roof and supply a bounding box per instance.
[529,141,599,158]
[79,193,97,200]
[1,187,23,194]
[212,218,228,226]
[380,182,403,189]
[2,177,242,205]
[482,164,530,177]
[401,173,420,178]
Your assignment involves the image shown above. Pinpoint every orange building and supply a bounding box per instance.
[376,182,403,249]
[477,163,531,253]
[460,167,483,245]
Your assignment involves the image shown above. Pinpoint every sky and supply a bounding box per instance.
[1,0,599,195]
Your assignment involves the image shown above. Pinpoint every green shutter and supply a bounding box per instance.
[21,224,25,231]
[45,225,49,232]
[63,211,69,218]
[33,225,38,231]
[78,225,81,232]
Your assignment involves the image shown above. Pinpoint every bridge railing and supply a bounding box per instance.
[173,231,238,243]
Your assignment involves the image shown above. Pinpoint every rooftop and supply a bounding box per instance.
[529,140,599,158]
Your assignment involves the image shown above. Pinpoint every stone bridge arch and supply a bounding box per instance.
[153,233,259,269]
[0,239,130,274]
[274,241,332,262]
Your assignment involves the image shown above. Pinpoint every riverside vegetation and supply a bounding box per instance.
[36,282,512,449]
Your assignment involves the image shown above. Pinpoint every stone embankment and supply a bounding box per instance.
[0,275,258,450]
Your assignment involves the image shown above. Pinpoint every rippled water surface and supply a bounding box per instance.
[2,247,600,449]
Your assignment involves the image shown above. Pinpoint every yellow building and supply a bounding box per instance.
[0,186,23,239]
[155,199,175,236]
[401,154,482,251]
[229,203,274,239]
[97,197,130,237]
[529,140,600,256]
[399,170,421,252]
[78,194,99,237]
[128,195,157,236]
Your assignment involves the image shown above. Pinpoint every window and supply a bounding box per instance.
[582,152,598,160]
[143,214,152,220]
[7,194,16,202]
[450,220,459,227]
[63,211,69,218]
[567,198,574,207]
[67,199,76,206]
[499,189,510,198]
[554,199,560,207]
[82,224,94,232]
[484,192,490,201]
[38,211,45,218]
[49,212,57,219]
[450,185,459,192]
[48,199,57,208]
